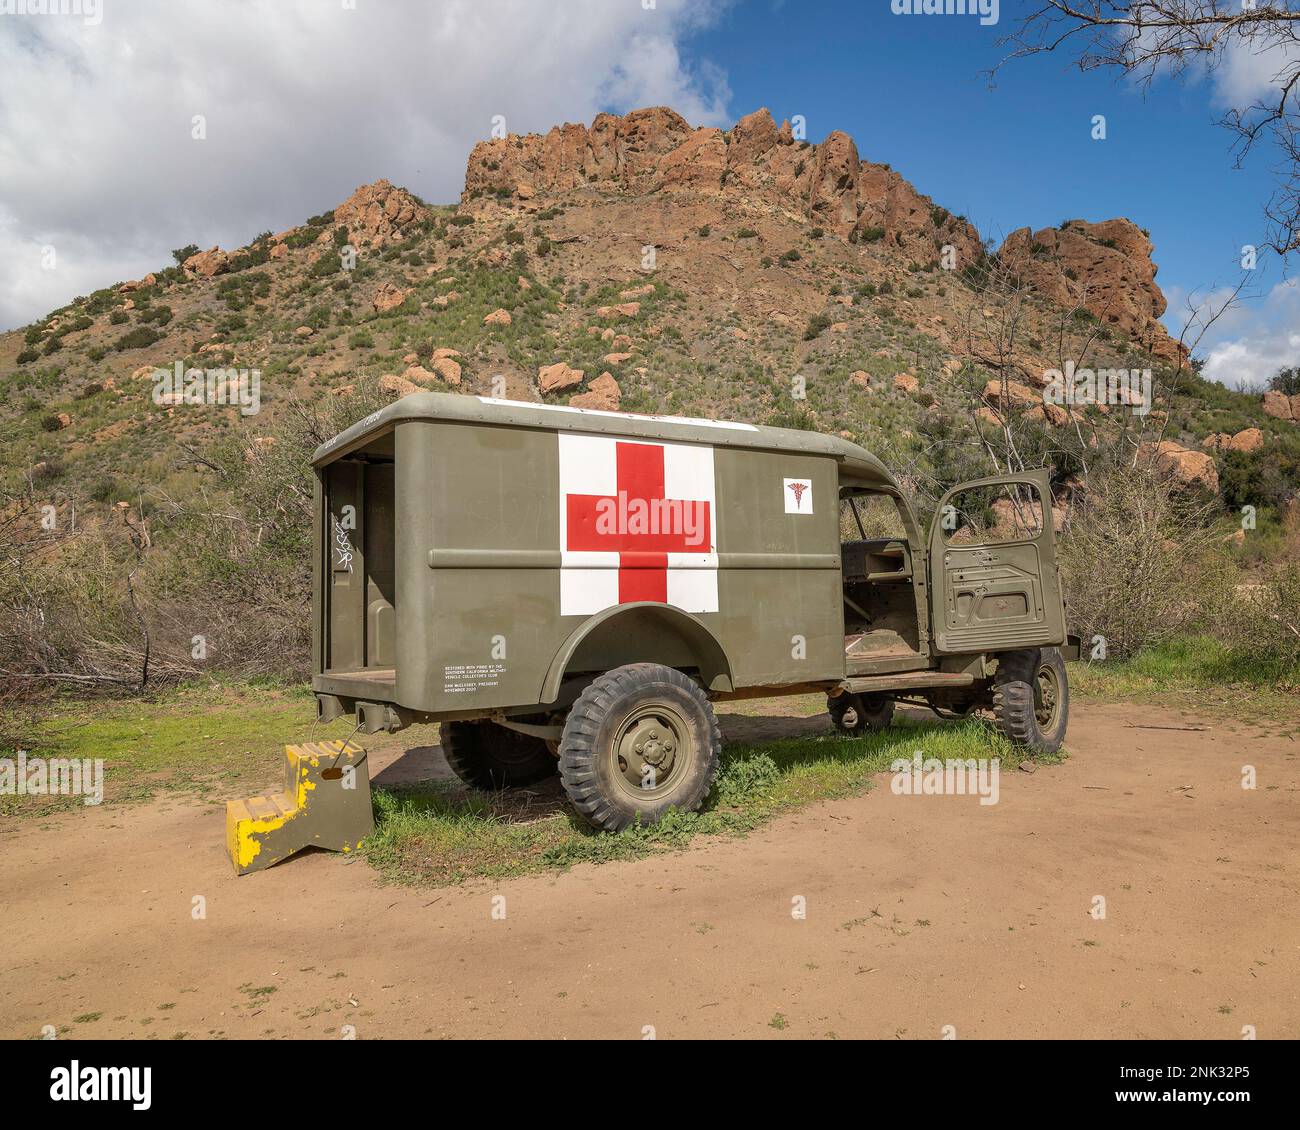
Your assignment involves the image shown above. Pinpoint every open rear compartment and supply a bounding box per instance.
[317,429,398,702]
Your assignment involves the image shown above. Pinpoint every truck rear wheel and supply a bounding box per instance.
[558,663,721,832]
[441,720,557,791]
[828,691,895,734]
[991,647,1068,754]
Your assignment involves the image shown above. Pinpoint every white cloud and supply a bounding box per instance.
[1195,279,1300,390]
[0,0,732,330]
[1213,36,1295,110]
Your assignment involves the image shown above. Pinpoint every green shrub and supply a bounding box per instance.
[114,326,161,351]
[803,312,832,340]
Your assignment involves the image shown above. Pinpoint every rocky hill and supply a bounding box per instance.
[2,105,1295,520]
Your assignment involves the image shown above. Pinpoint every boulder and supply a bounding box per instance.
[570,372,622,411]
[378,374,422,399]
[596,302,640,319]
[182,246,229,278]
[538,362,584,393]
[1262,390,1294,420]
[372,282,409,312]
[982,379,1039,409]
[1139,440,1220,494]
[1226,427,1264,454]
[430,356,462,385]
[483,308,512,326]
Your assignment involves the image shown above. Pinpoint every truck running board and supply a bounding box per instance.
[839,671,976,695]
[225,740,374,875]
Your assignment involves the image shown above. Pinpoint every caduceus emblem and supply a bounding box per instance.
[787,481,809,508]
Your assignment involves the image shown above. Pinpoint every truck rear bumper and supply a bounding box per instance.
[314,668,397,700]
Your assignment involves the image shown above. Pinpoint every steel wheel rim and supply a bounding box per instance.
[1034,662,1060,729]
[612,702,690,800]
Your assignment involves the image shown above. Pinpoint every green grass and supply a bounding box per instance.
[0,681,356,818]
[362,715,1025,887]
[1070,636,1300,721]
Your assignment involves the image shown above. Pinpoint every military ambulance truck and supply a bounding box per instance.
[312,393,1078,831]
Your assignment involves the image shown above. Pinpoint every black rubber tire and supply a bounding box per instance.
[828,692,895,734]
[558,663,720,832]
[441,720,557,790]
[991,647,1069,754]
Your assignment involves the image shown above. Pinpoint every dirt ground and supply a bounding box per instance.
[3,699,1297,1040]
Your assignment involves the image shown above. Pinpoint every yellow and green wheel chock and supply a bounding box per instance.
[225,740,374,875]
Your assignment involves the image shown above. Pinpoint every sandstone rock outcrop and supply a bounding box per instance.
[463,106,982,275]
[466,108,1178,361]
[998,220,1184,363]
[333,179,429,248]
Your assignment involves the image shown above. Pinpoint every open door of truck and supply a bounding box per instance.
[927,469,1065,654]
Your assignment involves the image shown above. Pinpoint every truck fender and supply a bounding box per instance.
[539,602,734,705]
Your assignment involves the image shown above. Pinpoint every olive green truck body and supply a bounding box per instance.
[311,394,1076,754]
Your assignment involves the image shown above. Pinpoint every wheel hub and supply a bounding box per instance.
[615,708,685,795]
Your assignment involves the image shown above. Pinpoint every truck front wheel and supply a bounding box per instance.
[558,663,721,832]
[991,647,1069,754]
[441,720,557,791]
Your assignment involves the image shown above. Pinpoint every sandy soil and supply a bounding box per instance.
[3,700,1297,1040]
